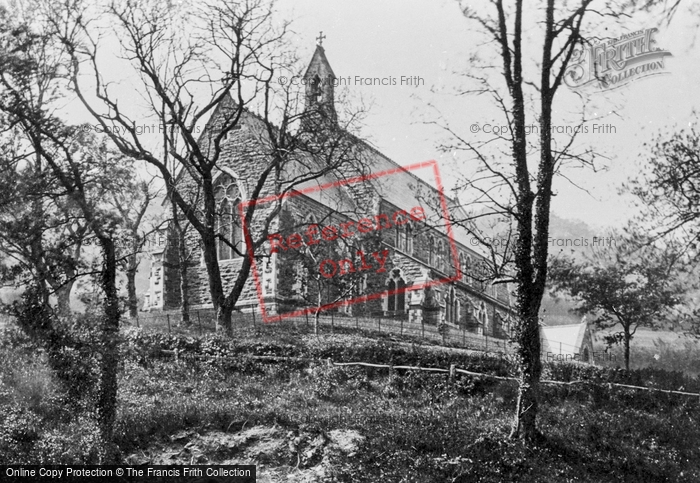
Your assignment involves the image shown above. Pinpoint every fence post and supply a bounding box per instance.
[422,320,425,339]
[462,325,466,348]
[378,317,381,333]
[136,316,140,329]
[400,317,403,336]
[167,313,171,333]
[197,311,202,335]
[331,312,334,333]
[355,315,359,330]
[449,364,456,385]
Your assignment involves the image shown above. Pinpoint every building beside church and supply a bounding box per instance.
[541,319,595,363]
[142,40,516,338]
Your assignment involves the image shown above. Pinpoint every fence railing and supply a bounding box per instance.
[133,309,513,354]
[132,310,597,362]
[156,349,700,399]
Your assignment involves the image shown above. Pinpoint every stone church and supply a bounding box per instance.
[142,40,515,338]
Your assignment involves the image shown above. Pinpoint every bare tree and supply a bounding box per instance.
[48,0,368,333]
[0,131,89,315]
[430,0,628,441]
[107,175,160,319]
[0,9,132,458]
[627,120,700,249]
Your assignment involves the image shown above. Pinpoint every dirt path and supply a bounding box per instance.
[126,425,365,483]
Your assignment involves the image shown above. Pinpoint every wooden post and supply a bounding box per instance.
[449,364,456,385]
[136,316,140,329]
[167,313,171,333]
[422,320,425,339]
[355,315,359,330]
[462,325,466,348]
[400,317,403,336]
[197,311,202,335]
[378,317,381,333]
[331,312,334,333]
[252,309,257,327]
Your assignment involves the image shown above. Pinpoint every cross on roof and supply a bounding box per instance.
[316,31,326,46]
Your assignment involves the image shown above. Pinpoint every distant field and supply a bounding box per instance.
[593,326,699,348]
[592,326,700,374]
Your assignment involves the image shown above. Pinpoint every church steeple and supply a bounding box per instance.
[303,32,336,123]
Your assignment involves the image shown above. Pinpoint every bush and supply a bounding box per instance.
[0,407,43,463]
[33,416,104,464]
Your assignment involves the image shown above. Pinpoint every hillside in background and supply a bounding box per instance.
[541,213,603,326]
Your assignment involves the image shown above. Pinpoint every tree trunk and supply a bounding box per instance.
[510,312,543,442]
[97,237,121,463]
[55,280,73,316]
[170,198,191,326]
[126,266,138,319]
[216,303,233,335]
[178,227,191,325]
[314,280,322,336]
[219,248,256,334]
[624,330,631,371]
[200,231,227,332]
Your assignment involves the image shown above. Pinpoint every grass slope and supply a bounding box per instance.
[1,322,699,482]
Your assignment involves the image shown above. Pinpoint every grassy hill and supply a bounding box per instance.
[2,319,699,482]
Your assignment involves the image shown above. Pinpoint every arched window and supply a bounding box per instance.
[429,236,435,266]
[466,256,472,285]
[437,240,445,272]
[217,198,232,260]
[396,223,406,252]
[386,269,406,313]
[480,261,490,291]
[493,313,503,338]
[312,75,323,101]
[464,300,476,330]
[480,303,489,335]
[214,173,243,261]
[406,223,414,255]
[397,278,406,312]
[474,302,487,334]
[445,287,459,323]
[387,279,396,311]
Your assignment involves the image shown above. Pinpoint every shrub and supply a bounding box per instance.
[33,416,103,464]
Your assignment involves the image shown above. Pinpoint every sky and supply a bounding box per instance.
[51,0,700,232]
[273,0,700,231]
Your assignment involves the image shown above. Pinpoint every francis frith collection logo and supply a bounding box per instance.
[565,27,672,90]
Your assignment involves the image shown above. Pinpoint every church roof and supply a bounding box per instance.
[189,43,489,262]
[303,45,336,79]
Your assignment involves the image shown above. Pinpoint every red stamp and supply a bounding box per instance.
[240,160,461,323]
